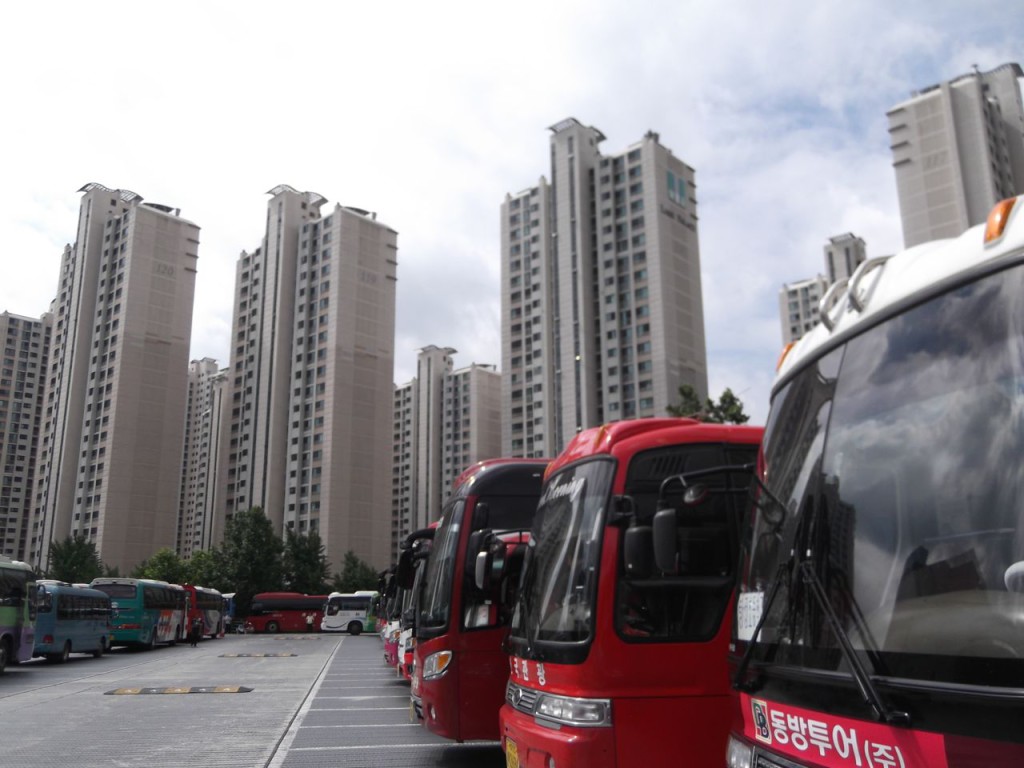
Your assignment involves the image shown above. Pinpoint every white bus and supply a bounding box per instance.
[321,591,378,635]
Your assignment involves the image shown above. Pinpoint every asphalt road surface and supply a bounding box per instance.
[0,631,505,768]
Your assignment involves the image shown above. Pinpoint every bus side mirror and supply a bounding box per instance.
[396,550,415,590]
[474,550,490,591]
[475,502,490,529]
[623,525,653,577]
[653,507,679,574]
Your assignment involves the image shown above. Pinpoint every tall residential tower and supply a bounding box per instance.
[218,185,397,569]
[29,184,199,573]
[391,346,501,558]
[888,63,1024,247]
[0,312,51,560]
[501,119,707,457]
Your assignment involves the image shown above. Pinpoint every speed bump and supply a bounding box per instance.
[106,686,253,695]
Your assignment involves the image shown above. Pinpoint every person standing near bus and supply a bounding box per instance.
[305,613,314,632]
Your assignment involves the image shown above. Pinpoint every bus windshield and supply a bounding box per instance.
[740,264,1024,690]
[510,459,614,647]
[418,500,464,632]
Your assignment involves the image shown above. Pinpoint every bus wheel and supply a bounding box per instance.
[0,639,8,674]
[347,622,362,636]
[168,626,180,647]
[59,641,71,663]
[148,630,158,650]
[266,621,279,633]
[93,637,106,658]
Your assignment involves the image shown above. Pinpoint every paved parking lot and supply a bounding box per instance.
[271,633,505,767]
[0,632,504,768]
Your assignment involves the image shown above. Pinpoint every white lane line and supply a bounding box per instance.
[265,637,344,768]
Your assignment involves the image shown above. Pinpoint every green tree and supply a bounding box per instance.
[667,385,750,424]
[710,387,750,425]
[185,548,227,590]
[221,507,284,617]
[283,530,331,594]
[131,547,189,584]
[46,534,106,583]
[666,384,707,419]
[332,550,379,593]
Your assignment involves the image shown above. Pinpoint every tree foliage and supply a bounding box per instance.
[667,384,750,424]
[283,530,331,594]
[131,547,189,584]
[185,548,227,591]
[46,534,108,583]
[60,506,387,618]
[220,507,283,617]
[332,550,379,593]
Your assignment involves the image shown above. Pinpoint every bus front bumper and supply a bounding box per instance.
[499,703,614,768]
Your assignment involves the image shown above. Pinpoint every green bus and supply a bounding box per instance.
[0,556,38,673]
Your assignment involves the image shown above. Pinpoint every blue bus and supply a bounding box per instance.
[34,581,112,662]
[90,578,187,648]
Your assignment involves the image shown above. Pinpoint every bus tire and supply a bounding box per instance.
[347,621,362,636]
[93,637,106,658]
[266,621,279,633]
[59,641,71,663]
[168,626,180,647]
[148,630,158,650]
[0,638,9,674]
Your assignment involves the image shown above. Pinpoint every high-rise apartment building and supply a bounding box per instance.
[779,233,868,344]
[441,361,502,492]
[501,119,707,457]
[219,185,397,570]
[0,312,51,560]
[888,63,1024,247]
[391,346,501,559]
[178,357,228,559]
[29,183,199,573]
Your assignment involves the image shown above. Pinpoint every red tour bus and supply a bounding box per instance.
[183,584,225,639]
[500,418,763,767]
[246,592,327,633]
[413,458,548,742]
[391,526,436,678]
[727,198,1024,768]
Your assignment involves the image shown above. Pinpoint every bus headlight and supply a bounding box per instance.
[535,693,611,727]
[422,650,453,679]
[726,735,753,768]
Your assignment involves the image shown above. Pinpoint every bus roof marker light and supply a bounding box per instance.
[984,198,1017,245]
[775,342,795,372]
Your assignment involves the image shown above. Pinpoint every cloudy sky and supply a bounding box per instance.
[2,1,1021,424]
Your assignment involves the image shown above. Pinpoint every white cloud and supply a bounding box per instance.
[1,0,1021,430]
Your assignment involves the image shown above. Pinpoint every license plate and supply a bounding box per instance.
[505,738,519,768]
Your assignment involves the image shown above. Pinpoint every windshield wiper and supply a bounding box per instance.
[733,553,910,726]
[799,558,909,726]
[732,475,907,725]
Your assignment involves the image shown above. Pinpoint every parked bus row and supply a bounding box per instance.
[0,565,228,673]
[370,197,1024,768]
[243,591,378,634]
